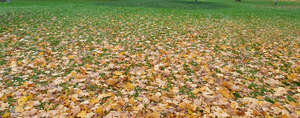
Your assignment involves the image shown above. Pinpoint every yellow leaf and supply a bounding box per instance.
[99,93,113,99]
[296,110,300,116]
[222,81,233,90]
[27,93,33,100]
[71,97,77,102]
[96,107,104,116]
[257,101,265,105]
[89,98,99,105]
[1,112,10,118]
[264,112,272,118]
[149,95,160,103]
[106,79,118,86]
[88,91,94,96]
[77,110,87,118]
[230,102,238,110]
[125,82,134,91]
[17,61,22,65]
[111,103,120,110]
[186,103,197,112]
[287,73,296,81]
[128,98,135,105]
[114,71,122,76]
[80,67,87,74]
[17,96,29,106]
[84,64,91,69]
[118,52,125,56]
[207,77,215,84]
[179,102,186,109]
[70,71,77,78]
[41,63,47,67]
[39,52,44,56]
[15,105,24,112]
[192,88,203,94]
[145,112,160,118]
[67,55,74,59]
[188,109,193,114]
[256,96,264,100]
[281,114,287,118]
[217,88,232,98]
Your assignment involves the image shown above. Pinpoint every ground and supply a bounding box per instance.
[0,0,300,117]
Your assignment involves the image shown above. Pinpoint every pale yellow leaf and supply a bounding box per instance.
[15,105,24,112]
[77,110,87,118]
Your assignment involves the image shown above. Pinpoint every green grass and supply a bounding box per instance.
[1,0,299,40]
[0,1,299,43]
[1,0,300,21]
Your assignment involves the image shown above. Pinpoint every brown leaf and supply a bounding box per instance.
[217,88,232,98]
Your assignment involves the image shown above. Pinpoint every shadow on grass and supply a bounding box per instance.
[245,0,300,7]
[94,0,230,10]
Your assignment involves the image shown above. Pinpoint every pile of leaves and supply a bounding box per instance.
[0,12,299,117]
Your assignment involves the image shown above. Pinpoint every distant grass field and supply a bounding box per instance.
[0,0,300,117]
[0,0,300,36]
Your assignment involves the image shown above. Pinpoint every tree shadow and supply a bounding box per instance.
[94,0,230,10]
[173,0,230,9]
[244,0,300,8]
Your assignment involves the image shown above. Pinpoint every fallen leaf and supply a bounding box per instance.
[217,88,232,98]
[192,88,203,94]
[17,96,29,106]
[0,102,9,111]
[125,82,134,91]
[96,107,104,116]
[1,112,10,118]
[77,110,87,118]
[15,105,24,112]
[149,95,160,102]
[145,112,160,118]
[89,98,99,105]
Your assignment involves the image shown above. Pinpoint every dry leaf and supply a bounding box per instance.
[15,105,24,112]
[217,88,232,98]
[96,107,104,116]
[77,110,87,118]
[1,112,10,118]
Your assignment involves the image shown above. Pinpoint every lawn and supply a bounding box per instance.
[0,0,300,117]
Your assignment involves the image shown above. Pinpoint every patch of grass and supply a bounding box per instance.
[264,97,275,104]
[287,95,296,102]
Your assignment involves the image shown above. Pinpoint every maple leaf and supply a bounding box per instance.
[217,88,232,98]
[89,98,99,105]
[145,112,160,118]
[192,88,203,94]
[77,110,87,118]
[67,55,74,59]
[125,82,134,91]
[15,105,24,112]
[1,112,10,118]
[17,96,30,106]
[0,102,9,111]
[96,107,104,116]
